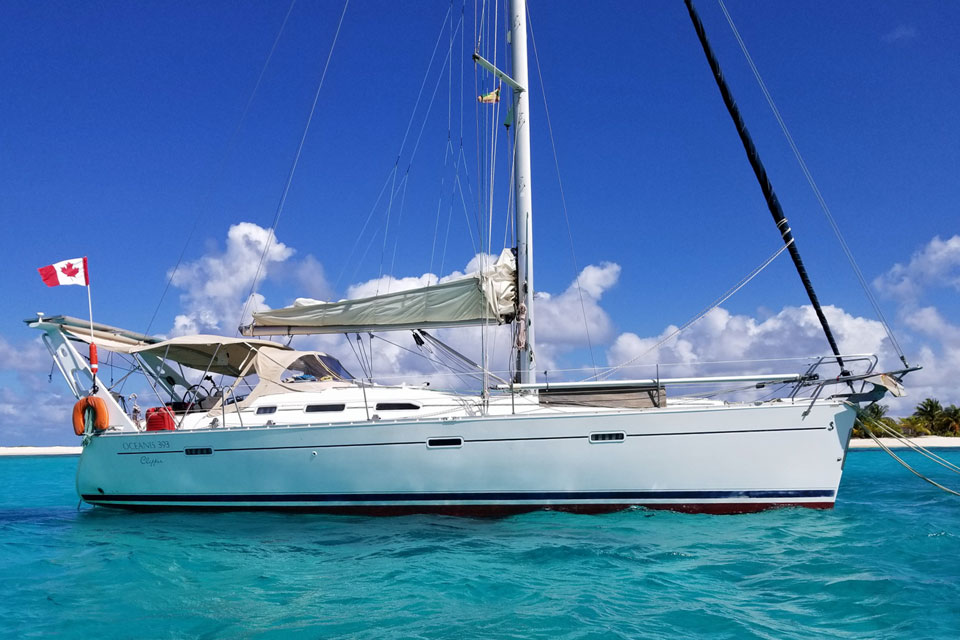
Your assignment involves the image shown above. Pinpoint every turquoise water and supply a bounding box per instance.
[1,452,958,639]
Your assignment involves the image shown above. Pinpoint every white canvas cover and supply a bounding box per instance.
[232,347,353,407]
[130,335,290,377]
[248,249,517,335]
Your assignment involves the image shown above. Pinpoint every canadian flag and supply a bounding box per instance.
[38,257,89,287]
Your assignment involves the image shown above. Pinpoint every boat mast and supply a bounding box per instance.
[683,0,848,374]
[510,0,535,384]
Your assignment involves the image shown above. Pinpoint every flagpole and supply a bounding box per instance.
[84,257,99,392]
[86,284,95,342]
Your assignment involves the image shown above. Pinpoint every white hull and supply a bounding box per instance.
[77,399,855,515]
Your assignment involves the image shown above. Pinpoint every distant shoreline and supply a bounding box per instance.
[2,437,959,458]
[849,436,960,449]
[0,446,82,457]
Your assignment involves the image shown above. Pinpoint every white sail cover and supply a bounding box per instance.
[247,249,517,335]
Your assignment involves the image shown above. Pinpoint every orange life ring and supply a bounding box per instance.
[72,396,109,436]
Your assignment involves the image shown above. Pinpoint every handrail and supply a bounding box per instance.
[789,354,878,400]
[495,373,802,391]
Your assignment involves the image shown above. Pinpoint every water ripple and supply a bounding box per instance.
[1,451,959,638]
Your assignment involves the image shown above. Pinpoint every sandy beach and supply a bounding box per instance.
[849,436,960,449]
[0,446,82,457]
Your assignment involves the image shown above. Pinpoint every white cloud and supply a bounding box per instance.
[0,336,50,373]
[0,382,73,446]
[343,254,492,301]
[293,255,333,300]
[601,297,960,411]
[882,25,917,43]
[534,262,620,349]
[169,222,295,335]
[606,304,891,379]
[346,273,439,300]
[896,306,960,407]
[873,235,960,304]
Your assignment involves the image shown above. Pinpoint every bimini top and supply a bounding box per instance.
[130,335,292,378]
[29,315,288,376]
[243,248,517,336]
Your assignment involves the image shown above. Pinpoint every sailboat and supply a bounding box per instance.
[31,0,913,515]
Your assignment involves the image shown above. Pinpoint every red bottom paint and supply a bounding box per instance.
[96,501,835,516]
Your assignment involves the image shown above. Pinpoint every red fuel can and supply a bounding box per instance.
[145,406,176,431]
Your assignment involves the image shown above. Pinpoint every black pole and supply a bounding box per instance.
[683,0,847,374]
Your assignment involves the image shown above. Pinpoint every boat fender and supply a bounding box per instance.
[89,343,99,375]
[72,396,109,436]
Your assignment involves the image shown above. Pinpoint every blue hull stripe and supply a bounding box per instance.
[83,489,835,503]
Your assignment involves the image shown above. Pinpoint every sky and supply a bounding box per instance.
[1,0,958,445]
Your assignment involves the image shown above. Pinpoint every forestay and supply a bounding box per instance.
[245,249,517,336]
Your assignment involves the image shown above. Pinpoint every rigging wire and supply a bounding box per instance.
[861,413,960,476]
[345,333,366,379]
[337,168,396,290]
[440,2,473,283]
[429,2,461,286]
[376,4,456,295]
[239,0,350,333]
[436,4,477,281]
[140,0,299,338]
[372,334,488,388]
[859,412,960,497]
[386,12,466,289]
[717,0,908,367]
[592,239,794,381]
[527,5,598,375]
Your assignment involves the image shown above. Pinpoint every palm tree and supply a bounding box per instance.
[937,404,960,436]
[898,415,931,437]
[853,403,895,438]
[913,398,943,434]
[864,403,888,421]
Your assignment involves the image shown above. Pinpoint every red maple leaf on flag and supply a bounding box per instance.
[61,262,79,278]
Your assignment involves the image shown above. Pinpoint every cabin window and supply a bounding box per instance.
[256,406,277,415]
[590,432,625,443]
[305,404,346,413]
[281,354,354,383]
[375,402,420,411]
